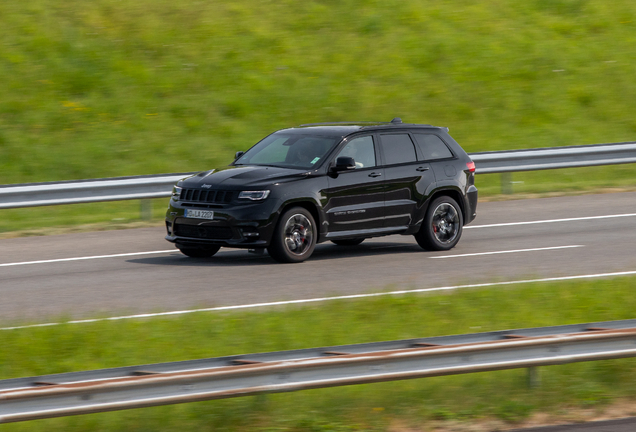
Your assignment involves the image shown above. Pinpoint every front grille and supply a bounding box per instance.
[174,224,233,240]
[181,188,234,204]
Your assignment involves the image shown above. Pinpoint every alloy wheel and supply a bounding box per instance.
[283,213,314,256]
[431,203,460,244]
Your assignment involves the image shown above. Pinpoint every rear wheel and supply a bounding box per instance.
[268,207,317,263]
[178,246,221,258]
[331,238,364,246]
[415,196,463,251]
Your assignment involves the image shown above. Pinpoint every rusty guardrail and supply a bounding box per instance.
[2,320,636,423]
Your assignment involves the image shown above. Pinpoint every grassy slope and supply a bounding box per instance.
[1,0,635,186]
[1,0,636,234]
[2,277,636,430]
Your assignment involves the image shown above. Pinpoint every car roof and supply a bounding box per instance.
[277,119,449,138]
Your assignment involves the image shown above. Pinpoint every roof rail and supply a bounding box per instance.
[297,119,438,128]
[298,121,389,127]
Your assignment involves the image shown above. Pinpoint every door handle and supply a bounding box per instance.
[368,172,382,178]
[416,166,430,172]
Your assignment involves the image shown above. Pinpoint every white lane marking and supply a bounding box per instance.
[0,250,177,267]
[466,213,636,229]
[2,213,634,267]
[431,245,583,259]
[3,269,636,331]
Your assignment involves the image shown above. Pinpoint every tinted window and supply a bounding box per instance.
[381,134,417,165]
[236,133,339,169]
[335,136,376,168]
[246,136,290,164]
[413,134,454,160]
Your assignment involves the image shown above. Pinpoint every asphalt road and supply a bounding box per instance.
[512,417,636,431]
[1,192,636,322]
[2,192,636,432]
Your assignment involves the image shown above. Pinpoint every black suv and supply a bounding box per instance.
[165,119,477,263]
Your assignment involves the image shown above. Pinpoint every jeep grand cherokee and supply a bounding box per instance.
[165,118,477,263]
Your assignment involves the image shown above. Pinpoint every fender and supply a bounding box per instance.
[411,184,467,232]
[273,194,327,242]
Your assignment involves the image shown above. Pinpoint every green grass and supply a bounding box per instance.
[0,198,167,237]
[2,276,636,430]
[1,0,635,184]
[1,0,636,233]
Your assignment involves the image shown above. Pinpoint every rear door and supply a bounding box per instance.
[411,132,456,184]
[378,133,436,229]
[323,135,386,235]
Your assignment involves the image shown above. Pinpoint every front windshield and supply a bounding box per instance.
[235,133,340,169]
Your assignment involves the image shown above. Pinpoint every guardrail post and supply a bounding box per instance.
[140,199,152,221]
[527,366,540,389]
[501,173,513,194]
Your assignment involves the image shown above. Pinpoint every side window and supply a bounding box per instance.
[335,136,376,168]
[381,134,417,165]
[286,136,334,167]
[413,134,454,160]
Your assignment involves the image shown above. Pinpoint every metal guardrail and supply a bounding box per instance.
[0,141,635,210]
[0,173,196,210]
[2,319,636,423]
[470,141,636,194]
[470,142,636,174]
[470,141,636,174]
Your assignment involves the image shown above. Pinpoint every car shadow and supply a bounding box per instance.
[311,242,422,261]
[128,241,423,267]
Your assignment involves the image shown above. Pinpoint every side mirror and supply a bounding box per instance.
[235,151,245,160]
[332,156,356,172]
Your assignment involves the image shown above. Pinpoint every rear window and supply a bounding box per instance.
[413,134,454,160]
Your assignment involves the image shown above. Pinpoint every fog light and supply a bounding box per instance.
[240,227,260,238]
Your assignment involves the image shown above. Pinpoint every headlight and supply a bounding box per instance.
[172,186,182,200]
[238,190,270,201]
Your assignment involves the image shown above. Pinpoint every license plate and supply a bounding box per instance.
[184,209,214,220]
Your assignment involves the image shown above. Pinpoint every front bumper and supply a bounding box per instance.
[165,199,279,249]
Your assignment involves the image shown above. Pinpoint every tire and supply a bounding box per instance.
[268,207,317,263]
[331,238,364,246]
[178,246,221,258]
[415,196,463,251]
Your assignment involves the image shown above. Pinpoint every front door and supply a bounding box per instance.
[323,135,385,236]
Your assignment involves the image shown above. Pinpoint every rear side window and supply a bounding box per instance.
[413,134,454,160]
[381,134,418,165]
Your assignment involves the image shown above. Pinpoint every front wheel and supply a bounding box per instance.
[268,207,317,263]
[178,246,221,258]
[415,196,463,251]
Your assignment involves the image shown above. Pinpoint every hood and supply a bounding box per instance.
[179,165,308,188]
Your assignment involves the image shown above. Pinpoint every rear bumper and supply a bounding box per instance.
[465,185,478,225]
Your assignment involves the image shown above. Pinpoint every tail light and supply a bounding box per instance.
[466,161,475,173]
